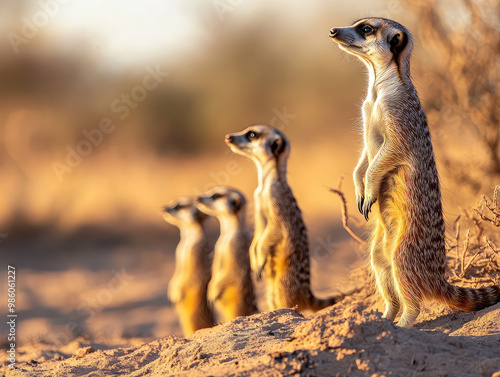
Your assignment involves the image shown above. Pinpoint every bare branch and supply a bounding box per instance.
[329,178,367,246]
[460,229,471,276]
[446,187,500,285]
[462,246,485,276]
[484,236,499,255]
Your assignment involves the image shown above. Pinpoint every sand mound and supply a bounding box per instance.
[4,284,500,377]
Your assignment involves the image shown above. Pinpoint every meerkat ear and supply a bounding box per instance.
[270,135,287,157]
[388,30,408,57]
[229,197,241,213]
[229,193,245,213]
[192,207,206,222]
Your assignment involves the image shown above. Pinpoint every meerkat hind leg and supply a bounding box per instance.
[274,269,305,310]
[218,285,239,323]
[274,279,289,310]
[392,245,422,329]
[394,284,421,329]
[371,223,400,322]
[266,279,278,311]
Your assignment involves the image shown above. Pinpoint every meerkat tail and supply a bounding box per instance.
[438,280,500,312]
[307,290,344,311]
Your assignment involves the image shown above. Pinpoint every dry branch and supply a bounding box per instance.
[329,177,367,246]
[447,187,500,286]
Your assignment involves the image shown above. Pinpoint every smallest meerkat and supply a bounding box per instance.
[195,186,258,322]
[162,197,214,336]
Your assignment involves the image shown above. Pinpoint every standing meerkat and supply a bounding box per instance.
[330,18,500,328]
[161,197,214,336]
[195,186,258,322]
[225,125,343,311]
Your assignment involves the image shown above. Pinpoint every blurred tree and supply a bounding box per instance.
[404,0,500,193]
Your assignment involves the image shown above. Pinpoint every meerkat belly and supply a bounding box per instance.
[378,166,410,251]
[364,100,385,158]
[275,240,298,274]
[366,128,384,162]
[217,285,239,306]
[264,239,288,278]
[178,286,203,311]
[255,189,268,231]
[217,258,245,287]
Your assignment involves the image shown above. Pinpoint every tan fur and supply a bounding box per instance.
[162,197,214,336]
[225,125,343,312]
[195,186,258,322]
[330,17,500,328]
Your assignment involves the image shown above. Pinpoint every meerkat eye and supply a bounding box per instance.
[211,193,222,200]
[172,204,181,211]
[361,25,374,35]
[246,131,259,141]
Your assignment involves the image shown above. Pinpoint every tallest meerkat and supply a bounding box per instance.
[330,18,500,328]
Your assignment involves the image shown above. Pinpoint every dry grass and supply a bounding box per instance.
[447,186,500,286]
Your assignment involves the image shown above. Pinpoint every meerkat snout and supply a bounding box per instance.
[161,198,207,227]
[195,187,245,217]
[224,125,289,163]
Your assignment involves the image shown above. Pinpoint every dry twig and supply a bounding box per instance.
[460,229,471,276]
[329,177,367,246]
[447,187,500,286]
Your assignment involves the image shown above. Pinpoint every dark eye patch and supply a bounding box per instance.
[245,131,259,141]
[211,193,222,200]
[357,24,375,36]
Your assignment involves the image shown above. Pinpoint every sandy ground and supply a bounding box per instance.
[0,220,363,376]
[2,266,500,377]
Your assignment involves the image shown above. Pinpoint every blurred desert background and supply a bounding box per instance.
[0,0,499,364]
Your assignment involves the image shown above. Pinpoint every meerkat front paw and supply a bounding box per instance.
[167,282,183,304]
[249,242,259,272]
[207,280,217,303]
[208,280,225,303]
[253,248,268,280]
[354,180,366,216]
[356,193,365,215]
[255,259,268,280]
[361,196,377,221]
[362,180,379,220]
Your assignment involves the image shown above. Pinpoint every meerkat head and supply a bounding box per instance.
[329,18,412,70]
[161,197,207,228]
[195,186,246,219]
[225,125,289,166]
